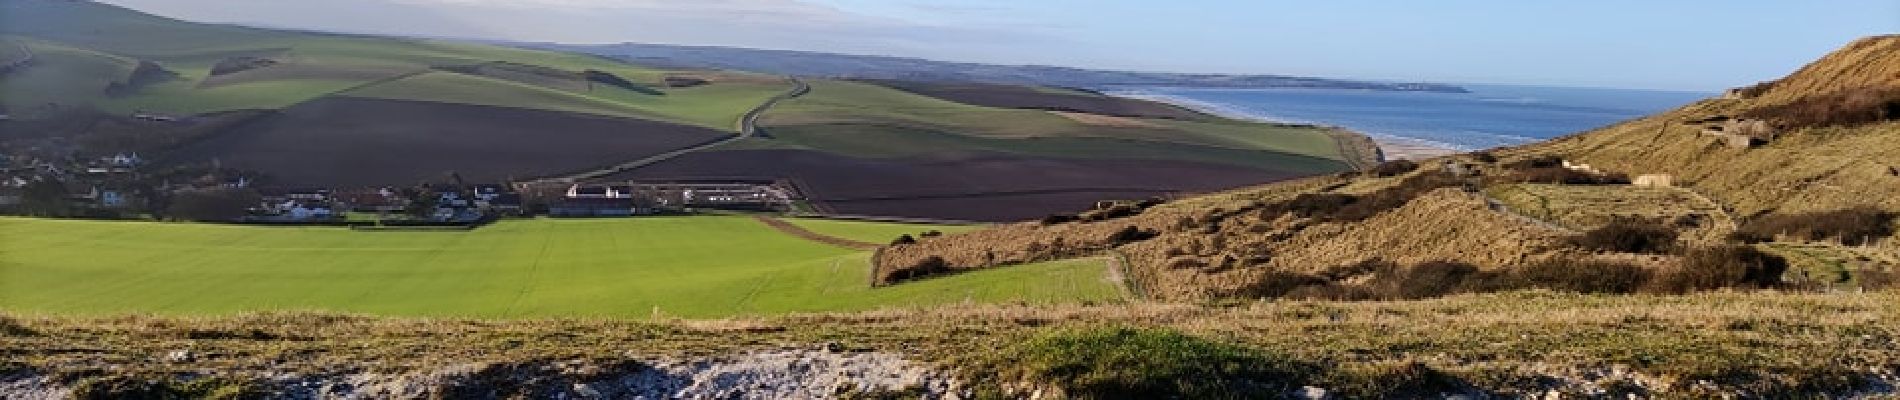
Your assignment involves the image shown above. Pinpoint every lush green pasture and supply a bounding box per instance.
[0,217,1117,318]
[761,80,1347,161]
[783,218,986,243]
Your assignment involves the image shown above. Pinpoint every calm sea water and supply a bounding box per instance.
[1121,85,1711,150]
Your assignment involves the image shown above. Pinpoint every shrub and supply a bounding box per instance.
[1732,207,1896,246]
[1857,269,1898,292]
[1505,155,1563,169]
[0,316,34,337]
[1079,204,1142,222]
[1370,159,1419,177]
[1646,246,1788,294]
[986,327,1317,398]
[1507,257,1653,294]
[1231,270,1330,299]
[1470,151,1499,163]
[1106,226,1159,244]
[1041,214,1079,225]
[920,230,944,238]
[889,234,917,246]
[1733,80,1777,99]
[1741,86,1900,128]
[1572,219,1680,254]
[1265,171,1464,222]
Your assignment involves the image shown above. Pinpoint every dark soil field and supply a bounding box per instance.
[164,97,730,186]
[864,80,1209,120]
[605,149,1302,221]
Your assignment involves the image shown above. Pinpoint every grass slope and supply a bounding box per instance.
[0,216,1116,318]
[760,80,1348,161]
[0,0,779,129]
[782,218,985,243]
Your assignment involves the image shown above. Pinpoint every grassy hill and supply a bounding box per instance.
[3,0,1369,221]
[868,35,1900,300]
[0,216,1115,318]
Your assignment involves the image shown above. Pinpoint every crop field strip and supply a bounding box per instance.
[0,217,1118,318]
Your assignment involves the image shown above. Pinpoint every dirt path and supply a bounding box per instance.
[525,77,809,185]
[752,216,879,251]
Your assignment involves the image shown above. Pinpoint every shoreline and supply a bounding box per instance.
[1111,91,1465,161]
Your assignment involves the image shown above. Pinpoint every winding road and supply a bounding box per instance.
[528,77,810,185]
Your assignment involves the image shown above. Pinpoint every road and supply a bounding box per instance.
[527,77,810,185]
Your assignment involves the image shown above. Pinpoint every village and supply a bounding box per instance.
[0,150,799,226]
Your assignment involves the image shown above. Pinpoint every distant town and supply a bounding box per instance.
[0,146,798,226]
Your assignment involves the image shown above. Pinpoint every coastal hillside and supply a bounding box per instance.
[0,0,1371,221]
[874,35,1900,300]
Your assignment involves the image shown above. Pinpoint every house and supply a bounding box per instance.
[471,184,508,201]
[550,197,635,217]
[335,188,404,213]
[286,188,330,202]
[97,189,128,208]
[486,193,524,214]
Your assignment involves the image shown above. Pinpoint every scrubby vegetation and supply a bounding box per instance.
[1572,218,1680,254]
[1265,170,1464,222]
[978,327,1315,398]
[1369,159,1419,177]
[1742,86,1900,128]
[1232,242,1790,301]
[11,292,1898,398]
[1732,207,1896,246]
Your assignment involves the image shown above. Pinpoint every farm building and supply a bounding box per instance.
[550,197,637,217]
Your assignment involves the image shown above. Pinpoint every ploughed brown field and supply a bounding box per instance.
[605,149,1306,221]
[163,97,731,186]
[863,80,1210,120]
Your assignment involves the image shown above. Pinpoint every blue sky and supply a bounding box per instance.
[102,0,1898,91]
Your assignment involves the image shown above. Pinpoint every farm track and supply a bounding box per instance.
[752,216,879,250]
[530,77,809,185]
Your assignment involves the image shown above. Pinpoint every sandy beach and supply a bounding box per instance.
[1112,92,1466,161]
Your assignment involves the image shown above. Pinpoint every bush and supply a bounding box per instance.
[1041,214,1079,225]
[1857,269,1898,292]
[1572,219,1680,254]
[1507,257,1653,294]
[1265,171,1464,222]
[889,234,918,246]
[1470,151,1499,163]
[1647,246,1788,294]
[1741,86,1900,128]
[986,327,1317,398]
[1106,226,1159,244]
[1370,160,1419,177]
[1505,155,1563,169]
[1732,207,1895,246]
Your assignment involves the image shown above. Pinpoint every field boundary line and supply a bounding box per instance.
[750,215,879,250]
[528,77,809,184]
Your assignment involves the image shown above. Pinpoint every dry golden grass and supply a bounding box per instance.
[1486,183,1739,242]
[5,291,1897,397]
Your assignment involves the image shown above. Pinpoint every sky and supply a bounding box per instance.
[97,0,1899,91]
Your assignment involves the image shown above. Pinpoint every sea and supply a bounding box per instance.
[1115,84,1712,151]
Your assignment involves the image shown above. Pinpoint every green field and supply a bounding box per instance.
[758,80,1349,161]
[0,217,1118,318]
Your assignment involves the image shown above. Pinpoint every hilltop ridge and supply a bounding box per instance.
[875,35,1900,300]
